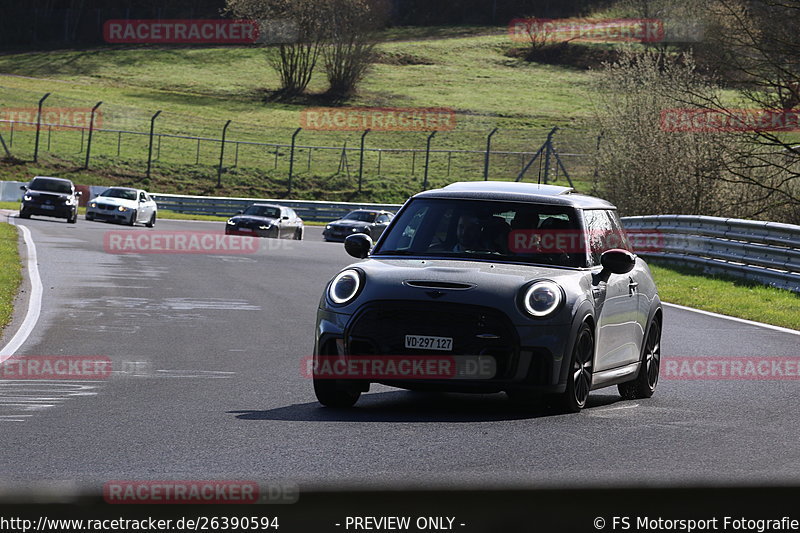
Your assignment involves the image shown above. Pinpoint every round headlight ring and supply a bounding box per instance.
[328,269,363,305]
[522,280,564,318]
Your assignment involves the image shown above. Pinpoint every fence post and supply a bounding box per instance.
[217,119,232,188]
[542,127,557,184]
[423,131,437,190]
[288,127,302,196]
[33,92,51,162]
[146,110,162,179]
[484,128,498,181]
[358,129,370,194]
[84,101,102,169]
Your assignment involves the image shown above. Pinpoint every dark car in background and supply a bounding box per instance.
[19,176,81,223]
[323,209,394,242]
[225,203,304,240]
[313,182,662,412]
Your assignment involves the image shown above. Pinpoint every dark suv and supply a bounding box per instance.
[19,176,81,223]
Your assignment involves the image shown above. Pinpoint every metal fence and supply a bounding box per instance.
[622,215,800,293]
[0,86,598,193]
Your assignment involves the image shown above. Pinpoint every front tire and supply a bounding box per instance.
[294,228,303,240]
[314,378,361,408]
[553,322,594,413]
[146,213,156,228]
[67,210,78,224]
[127,211,137,226]
[18,210,30,219]
[619,319,661,400]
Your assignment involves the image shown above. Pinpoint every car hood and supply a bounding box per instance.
[330,219,371,228]
[329,258,592,325]
[92,196,137,208]
[229,215,279,224]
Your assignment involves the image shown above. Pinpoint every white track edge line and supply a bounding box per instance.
[0,223,43,360]
[663,302,800,336]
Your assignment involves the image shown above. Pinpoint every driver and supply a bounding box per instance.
[453,213,484,252]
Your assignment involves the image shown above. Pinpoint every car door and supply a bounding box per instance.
[137,191,148,220]
[585,209,642,372]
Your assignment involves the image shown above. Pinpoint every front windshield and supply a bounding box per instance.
[29,178,71,194]
[100,188,137,200]
[344,211,377,222]
[243,205,280,218]
[375,198,586,268]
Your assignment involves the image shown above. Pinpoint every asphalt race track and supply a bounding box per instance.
[1,213,798,491]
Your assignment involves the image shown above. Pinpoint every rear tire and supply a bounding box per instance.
[553,322,594,413]
[619,319,661,400]
[314,378,361,408]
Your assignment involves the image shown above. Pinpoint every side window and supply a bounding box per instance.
[139,192,146,202]
[583,210,614,266]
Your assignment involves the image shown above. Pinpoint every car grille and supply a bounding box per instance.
[29,194,65,205]
[346,301,519,379]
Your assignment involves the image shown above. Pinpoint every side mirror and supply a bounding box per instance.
[282,216,289,220]
[344,233,373,259]
[20,185,27,191]
[236,210,243,215]
[600,249,636,275]
[76,191,83,197]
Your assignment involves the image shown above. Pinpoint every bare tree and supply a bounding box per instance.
[319,0,389,99]
[226,0,323,98]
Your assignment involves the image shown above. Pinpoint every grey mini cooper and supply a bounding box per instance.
[314,182,662,412]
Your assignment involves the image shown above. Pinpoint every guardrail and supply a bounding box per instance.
[150,193,403,222]
[622,215,800,293]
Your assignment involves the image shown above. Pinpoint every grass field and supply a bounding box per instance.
[0,28,597,201]
[649,263,800,330]
[0,223,21,333]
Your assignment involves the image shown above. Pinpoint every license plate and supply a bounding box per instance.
[41,205,55,210]
[405,335,453,351]
[237,227,252,232]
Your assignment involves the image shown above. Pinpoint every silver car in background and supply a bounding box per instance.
[85,187,158,227]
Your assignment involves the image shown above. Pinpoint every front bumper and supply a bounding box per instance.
[86,206,134,223]
[315,301,572,394]
[21,201,73,218]
[323,227,367,241]
[225,225,277,238]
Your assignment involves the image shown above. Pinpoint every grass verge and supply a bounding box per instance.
[650,263,800,331]
[0,222,21,334]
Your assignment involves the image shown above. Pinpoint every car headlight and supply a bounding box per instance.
[23,195,32,201]
[90,202,97,208]
[226,219,236,225]
[259,225,271,230]
[521,280,564,318]
[118,206,128,212]
[65,198,74,206]
[328,269,363,305]
[326,225,332,230]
